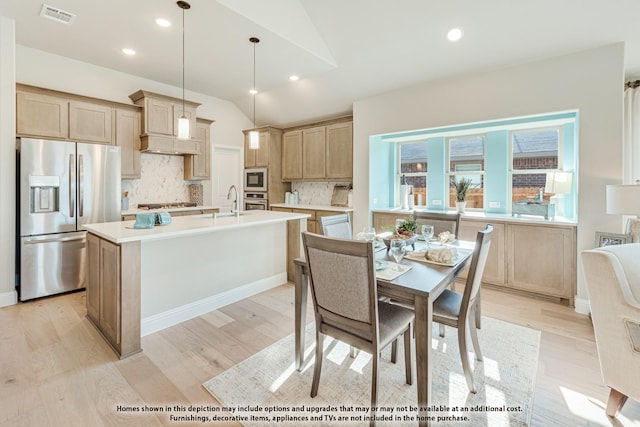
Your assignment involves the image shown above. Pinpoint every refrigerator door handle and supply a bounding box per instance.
[23,235,86,245]
[69,153,75,217]
[78,154,84,217]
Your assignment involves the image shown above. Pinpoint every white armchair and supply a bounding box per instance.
[581,243,640,417]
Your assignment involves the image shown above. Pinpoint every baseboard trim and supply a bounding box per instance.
[141,273,287,337]
[574,297,591,315]
[0,290,18,307]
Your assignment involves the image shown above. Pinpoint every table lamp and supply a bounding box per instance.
[545,172,573,217]
[606,181,640,242]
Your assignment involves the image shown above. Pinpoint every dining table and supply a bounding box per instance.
[293,238,475,427]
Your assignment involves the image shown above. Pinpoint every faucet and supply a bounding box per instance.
[227,185,240,217]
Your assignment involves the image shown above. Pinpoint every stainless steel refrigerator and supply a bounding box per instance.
[17,138,121,301]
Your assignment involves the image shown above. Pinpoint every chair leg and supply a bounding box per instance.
[469,311,483,362]
[404,326,412,385]
[350,346,357,358]
[370,351,379,427]
[439,323,446,338]
[458,319,476,393]
[311,333,324,397]
[391,338,398,364]
[606,388,629,417]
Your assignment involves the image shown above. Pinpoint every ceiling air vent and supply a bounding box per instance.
[39,4,76,25]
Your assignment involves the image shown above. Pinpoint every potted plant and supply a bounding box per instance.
[454,178,474,213]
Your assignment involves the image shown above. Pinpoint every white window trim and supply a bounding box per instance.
[447,134,486,210]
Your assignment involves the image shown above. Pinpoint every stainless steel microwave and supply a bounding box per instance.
[244,168,267,192]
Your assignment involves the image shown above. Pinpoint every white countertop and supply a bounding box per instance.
[372,207,577,226]
[84,210,310,244]
[122,205,220,216]
[270,203,353,212]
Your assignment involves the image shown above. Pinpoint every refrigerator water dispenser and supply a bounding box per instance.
[29,175,60,213]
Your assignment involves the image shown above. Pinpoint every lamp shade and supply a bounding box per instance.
[545,172,572,194]
[249,130,259,149]
[606,184,640,214]
[177,116,190,140]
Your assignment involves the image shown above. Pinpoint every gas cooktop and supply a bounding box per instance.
[137,202,197,210]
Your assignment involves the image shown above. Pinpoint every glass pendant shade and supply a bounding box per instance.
[249,130,259,149]
[178,116,190,140]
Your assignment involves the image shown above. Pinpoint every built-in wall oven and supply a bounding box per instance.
[244,168,267,192]
[244,192,268,210]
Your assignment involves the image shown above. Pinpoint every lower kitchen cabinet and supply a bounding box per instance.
[456,221,505,286]
[372,211,412,233]
[86,233,141,358]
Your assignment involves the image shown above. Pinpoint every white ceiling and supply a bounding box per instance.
[2,0,640,128]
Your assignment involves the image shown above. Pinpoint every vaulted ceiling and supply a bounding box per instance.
[2,0,639,127]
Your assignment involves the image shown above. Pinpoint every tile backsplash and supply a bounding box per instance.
[291,181,352,206]
[122,153,191,207]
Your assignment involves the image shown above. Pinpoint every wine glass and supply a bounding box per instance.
[421,224,434,249]
[389,239,406,271]
[363,227,376,245]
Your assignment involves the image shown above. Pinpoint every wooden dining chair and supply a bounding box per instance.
[412,211,462,237]
[413,211,463,336]
[432,224,493,393]
[317,213,353,238]
[301,232,414,422]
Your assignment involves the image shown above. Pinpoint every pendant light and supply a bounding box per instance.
[177,1,190,140]
[249,37,260,149]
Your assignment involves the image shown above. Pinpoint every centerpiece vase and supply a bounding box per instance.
[456,201,466,213]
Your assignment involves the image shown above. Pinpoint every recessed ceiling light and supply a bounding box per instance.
[289,75,300,81]
[447,27,464,42]
[155,18,171,27]
[249,88,258,95]
[121,48,136,56]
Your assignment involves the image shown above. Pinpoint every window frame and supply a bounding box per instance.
[447,134,486,210]
[396,141,428,206]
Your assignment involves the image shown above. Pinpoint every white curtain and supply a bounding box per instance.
[624,83,640,184]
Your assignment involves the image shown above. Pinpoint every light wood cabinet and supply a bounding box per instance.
[302,126,327,179]
[244,130,271,168]
[325,122,353,180]
[115,107,141,179]
[506,224,575,300]
[184,118,213,180]
[16,91,69,139]
[121,208,220,221]
[281,118,353,181]
[282,130,303,180]
[129,90,201,155]
[86,233,141,359]
[372,211,412,233]
[69,100,113,144]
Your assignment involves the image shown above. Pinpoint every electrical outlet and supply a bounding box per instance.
[372,198,377,205]
[489,201,500,208]
[432,199,442,206]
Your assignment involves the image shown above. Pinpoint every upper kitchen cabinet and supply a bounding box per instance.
[325,121,353,180]
[184,118,214,180]
[128,90,201,155]
[281,118,353,181]
[17,84,116,145]
[115,107,142,179]
[243,127,282,168]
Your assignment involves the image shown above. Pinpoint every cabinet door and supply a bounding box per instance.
[69,101,113,144]
[302,126,326,179]
[255,131,270,167]
[244,134,256,168]
[86,233,101,323]
[115,108,141,179]
[184,120,210,180]
[457,221,505,285]
[326,122,353,180]
[16,91,69,138]
[372,212,411,233]
[282,130,303,180]
[145,97,174,135]
[506,224,575,299]
[100,239,121,346]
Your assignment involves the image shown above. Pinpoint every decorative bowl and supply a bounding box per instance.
[382,234,417,251]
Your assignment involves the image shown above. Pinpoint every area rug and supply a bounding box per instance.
[203,317,540,426]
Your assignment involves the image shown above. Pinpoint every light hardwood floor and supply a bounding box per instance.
[0,283,638,426]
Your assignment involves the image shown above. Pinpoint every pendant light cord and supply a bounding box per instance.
[182,4,185,116]
[253,39,256,128]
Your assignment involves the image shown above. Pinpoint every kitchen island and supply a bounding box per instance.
[83,210,309,358]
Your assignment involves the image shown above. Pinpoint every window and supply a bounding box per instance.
[398,141,427,205]
[511,128,560,203]
[449,136,485,209]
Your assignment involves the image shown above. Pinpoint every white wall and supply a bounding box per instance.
[0,39,254,305]
[353,44,625,309]
[0,18,16,306]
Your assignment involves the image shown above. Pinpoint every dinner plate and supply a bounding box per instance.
[375,259,388,270]
[405,248,472,267]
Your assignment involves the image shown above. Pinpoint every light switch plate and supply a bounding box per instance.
[432,199,442,206]
[489,201,501,208]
